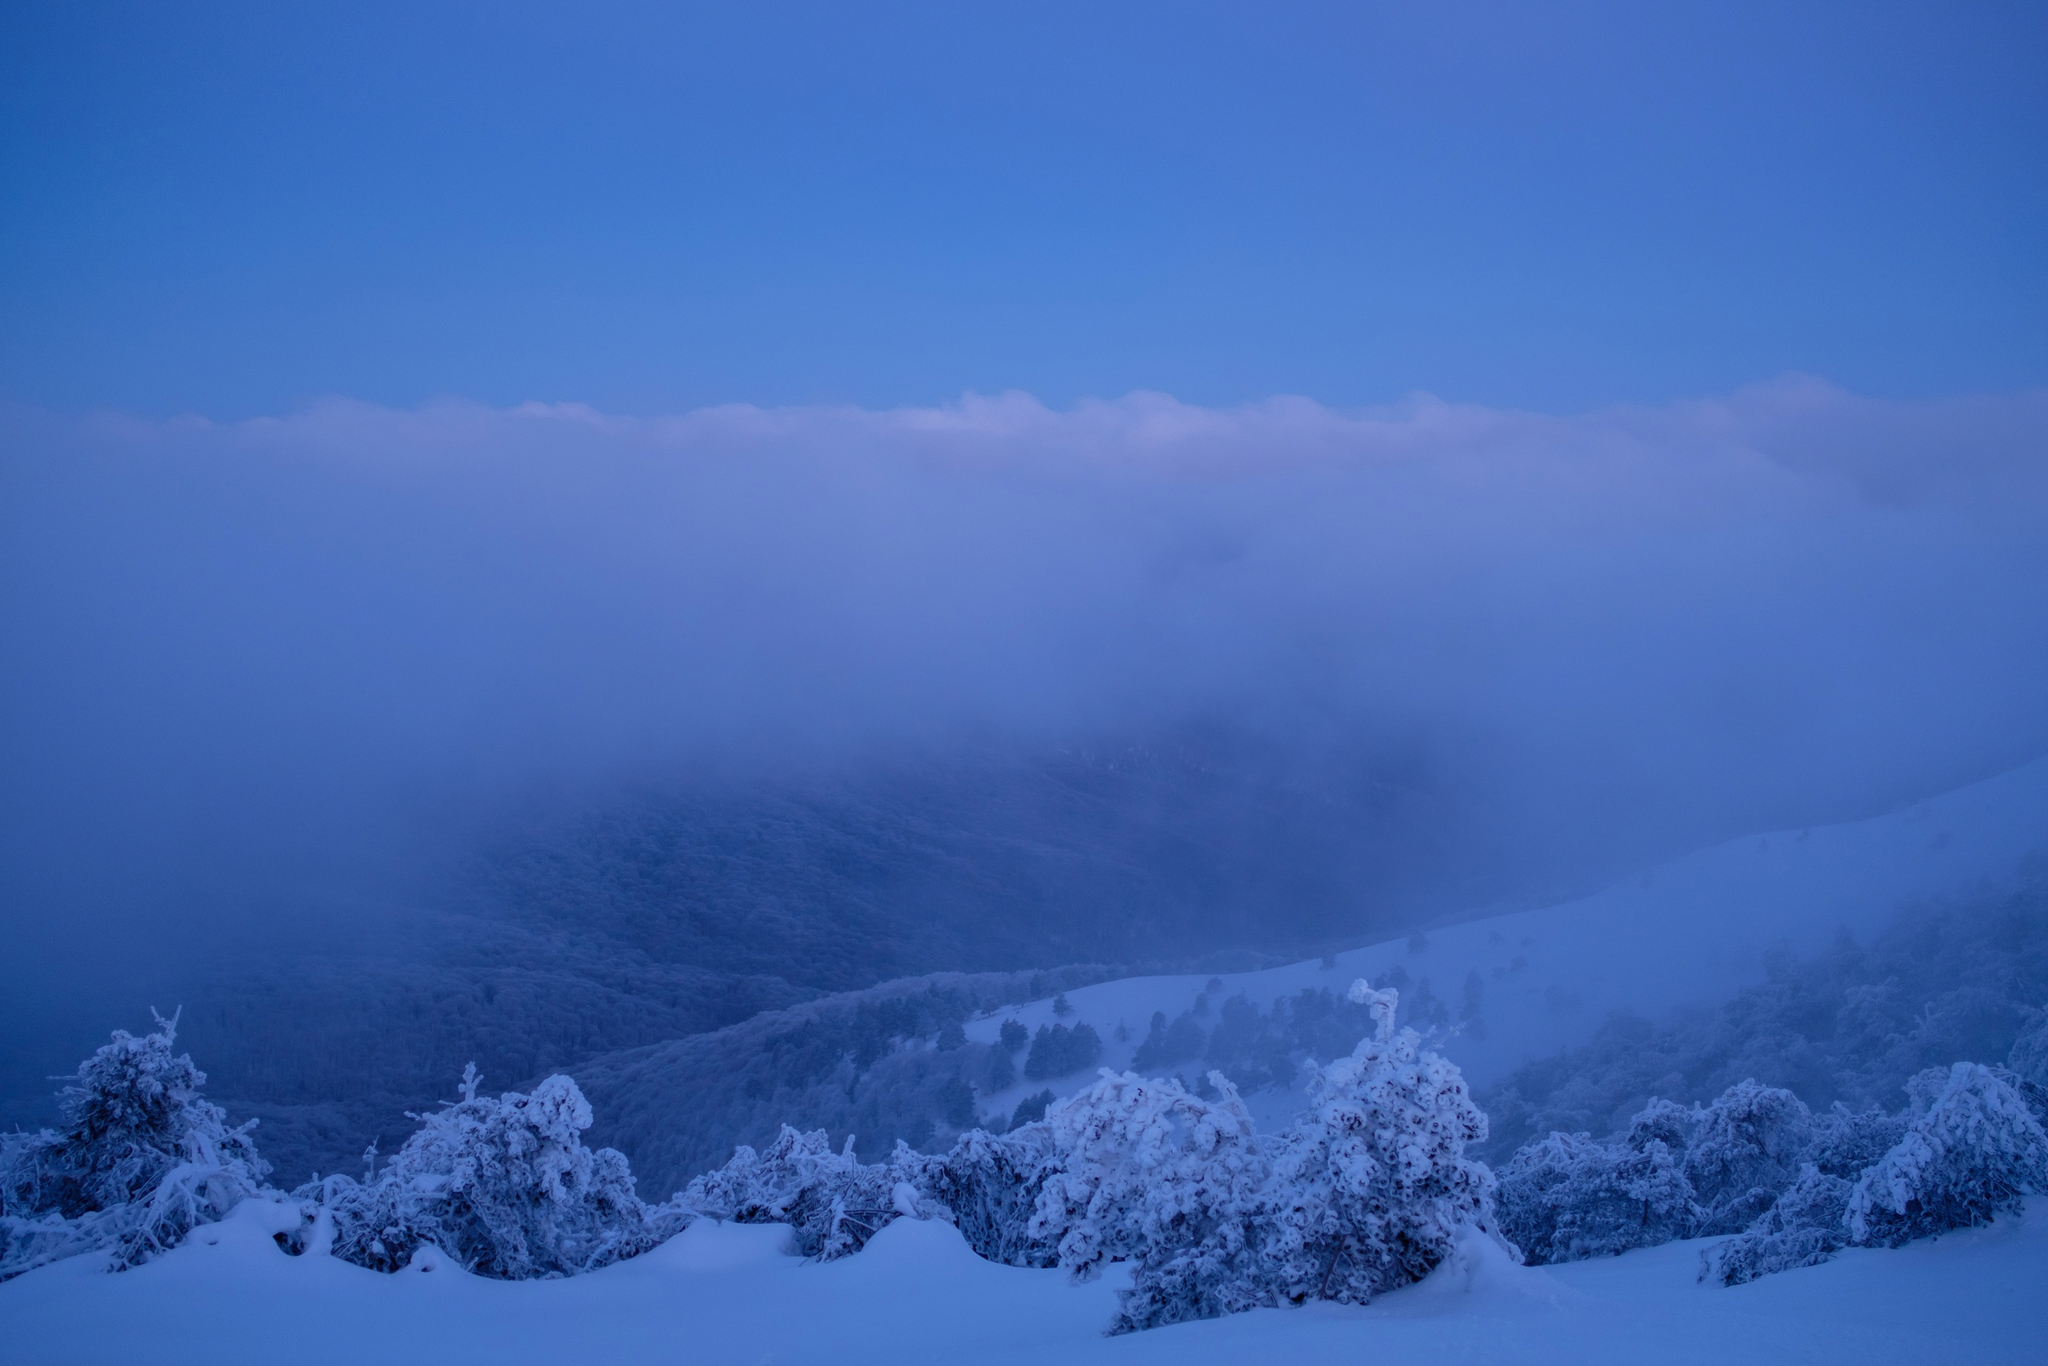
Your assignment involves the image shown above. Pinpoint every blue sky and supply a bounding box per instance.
[2,1,2043,417]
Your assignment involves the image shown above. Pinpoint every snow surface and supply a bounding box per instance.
[4,1192,2042,1365]
[966,756,2048,1123]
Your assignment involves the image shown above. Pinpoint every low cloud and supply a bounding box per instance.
[3,377,2045,1003]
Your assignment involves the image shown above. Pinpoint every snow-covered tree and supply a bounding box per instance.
[1243,982,1494,1310]
[1,1011,268,1280]
[1699,1164,1853,1286]
[1132,1010,1209,1073]
[1109,982,1494,1332]
[1493,1130,1610,1265]
[1810,1103,1910,1180]
[922,1123,1061,1267]
[303,1067,683,1278]
[1024,1069,1266,1316]
[1683,1081,1815,1235]
[936,1075,976,1130]
[681,1124,933,1260]
[1702,1064,2048,1285]
[1845,1062,2048,1247]
[1495,1099,1700,1264]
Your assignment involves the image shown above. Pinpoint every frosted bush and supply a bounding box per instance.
[1699,1165,1853,1285]
[1111,982,1494,1332]
[1027,1069,1268,1332]
[1991,1028,2048,1127]
[922,1124,1061,1267]
[1698,1063,2047,1285]
[1,1011,268,1281]
[1845,1062,2048,1247]
[303,1066,682,1278]
[1496,1100,1700,1264]
[682,1124,929,1260]
[1501,1080,1833,1264]
[685,1120,1062,1268]
[1493,1130,1611,1264]
[1810,1103,1910,1179]
[1683,1081,1815,1236]
[1243,982,1494,1312]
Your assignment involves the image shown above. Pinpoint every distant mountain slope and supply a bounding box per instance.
[463,728,1497,992]
[949,753,2048,1097]
[145,727,1486,1184]
[565,756,2048,1197]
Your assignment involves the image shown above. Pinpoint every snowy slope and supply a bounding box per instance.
[4,1193,2041,1366]
[965,756,2048,1123]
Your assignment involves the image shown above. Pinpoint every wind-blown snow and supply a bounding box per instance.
[3,1191,2040,1365]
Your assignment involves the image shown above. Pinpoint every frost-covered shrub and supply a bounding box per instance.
[913,1075,1271,1295]
[681,1124,931,1260]
[8,1010,268,1218]
[1242,984,1494,1317]
[1027,1069,1268,1332]
[1683,1081,1815,1236]
[1686,1062,2048,1287]
[1845,1062,2048,1247]
[303,1067,682,1278]
[1700,1165,1853,1286]
[1496,1099,1700,1264]
[1103,984,1494,1332]
[1501,1079,1833,1264]
[923,1124,1061,1267]
[1,1011,268,1281]
[1493,1131,1609,1264]
[1810,1103,1910,1180]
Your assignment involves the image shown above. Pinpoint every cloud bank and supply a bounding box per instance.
[3,378,2045,1007]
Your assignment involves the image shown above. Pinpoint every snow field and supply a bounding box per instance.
[4,1193,2041,1366]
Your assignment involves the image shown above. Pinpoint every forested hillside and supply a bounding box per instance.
[462,729,1501,990]
[129,728,1510,1185]
[1478,882,2048,1161]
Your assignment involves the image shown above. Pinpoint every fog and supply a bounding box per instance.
[3,378,2046,1049]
